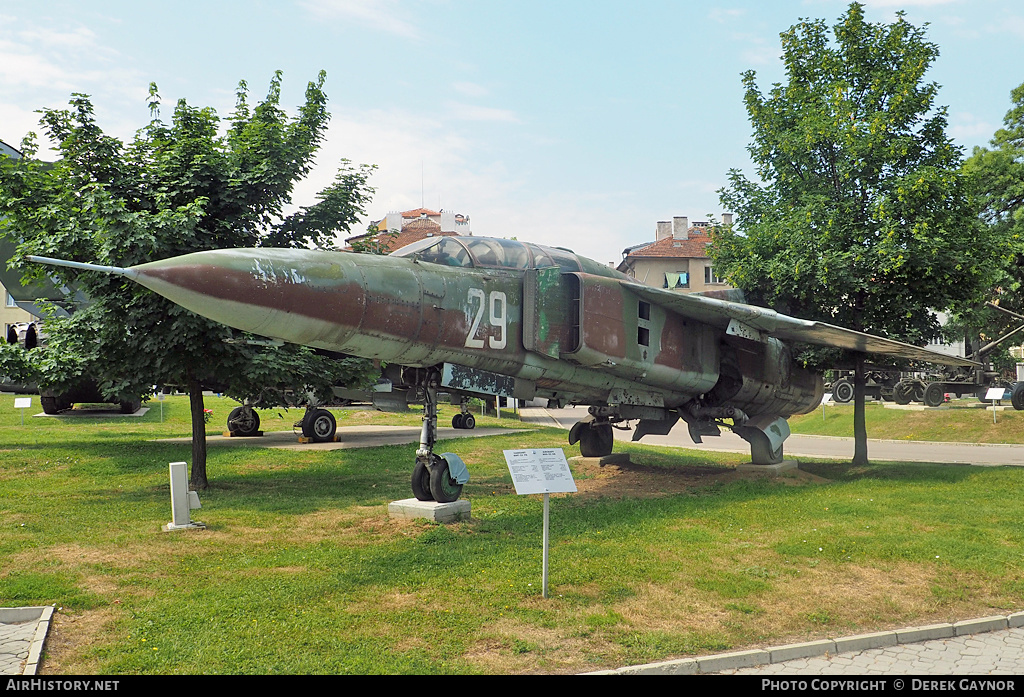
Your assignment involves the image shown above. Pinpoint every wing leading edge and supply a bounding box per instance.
[621,280,978,368]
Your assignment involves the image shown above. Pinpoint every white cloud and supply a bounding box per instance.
[1002,16,1024,38]
[0,20,147,152]
[709,8,745,23]
[445,102,522,124]
[287,104,639,261]
[948,112,996,143]
[297,0,420,38]
[452,81,489,97]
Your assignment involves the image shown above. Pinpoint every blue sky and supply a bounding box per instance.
[2,0,1022,263]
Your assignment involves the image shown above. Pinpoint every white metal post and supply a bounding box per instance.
[542,493,550,599]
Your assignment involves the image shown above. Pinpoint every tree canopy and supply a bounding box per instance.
[0,72,377,487]
[965,80,1024,318]
[710,3,998,464]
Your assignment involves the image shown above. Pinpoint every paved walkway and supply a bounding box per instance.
[0,607,52,676]
[600,615,1024,675]
[522,405,1024,466]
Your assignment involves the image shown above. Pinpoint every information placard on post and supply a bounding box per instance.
[503,448,577,598]
[14,397,31,425]
[503,448,577,495]
[986,387,1005,424]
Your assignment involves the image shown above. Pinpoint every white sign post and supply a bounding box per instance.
[986,387,1005,424]
[14,397,31,425]
[822,393,832,421]
[503,448,577,598]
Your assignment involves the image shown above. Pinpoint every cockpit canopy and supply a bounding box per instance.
[390,235,582,273]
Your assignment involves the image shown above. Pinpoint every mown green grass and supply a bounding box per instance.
[790,400,1024,443]
[3,394,1024,674]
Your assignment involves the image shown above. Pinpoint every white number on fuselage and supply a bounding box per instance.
[464,289,507,350]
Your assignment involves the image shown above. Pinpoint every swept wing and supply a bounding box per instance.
[622,280,978,368]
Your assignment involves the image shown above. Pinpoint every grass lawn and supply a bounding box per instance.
[2,394,1024,674]
[790,399,1024,443]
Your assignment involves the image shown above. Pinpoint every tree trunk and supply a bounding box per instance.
[188,373,209,490]
[852,352,869,466]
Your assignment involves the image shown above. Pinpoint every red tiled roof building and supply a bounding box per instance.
[616,215,735,294]
[344,208,471,254]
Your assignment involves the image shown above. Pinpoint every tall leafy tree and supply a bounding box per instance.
[0,72,377,488]
[965,80,1024,320]
[712,3,997,465]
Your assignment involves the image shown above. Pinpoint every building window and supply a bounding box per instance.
[704,266,722,285]
[5,292,16,308]
[664,272,689,289]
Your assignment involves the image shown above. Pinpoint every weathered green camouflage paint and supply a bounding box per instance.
[126,239,822,417]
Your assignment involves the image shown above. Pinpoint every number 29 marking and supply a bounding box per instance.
[464,289,507,350]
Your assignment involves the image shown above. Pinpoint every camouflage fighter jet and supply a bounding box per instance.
[29,234,976,502]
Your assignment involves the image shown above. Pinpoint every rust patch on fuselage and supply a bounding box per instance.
[580,280,625,359]
[140,264,367,328]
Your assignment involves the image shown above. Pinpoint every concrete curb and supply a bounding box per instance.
[0,606,54,676]
[591,612,1024,675]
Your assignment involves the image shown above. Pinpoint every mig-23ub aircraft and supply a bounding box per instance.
[29,234,976,503]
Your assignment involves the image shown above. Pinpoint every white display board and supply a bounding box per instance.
[13,397,31,409]
[503,448,577,495]
[986,387,1006,401]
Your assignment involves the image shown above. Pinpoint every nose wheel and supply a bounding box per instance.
[411,379,469,502]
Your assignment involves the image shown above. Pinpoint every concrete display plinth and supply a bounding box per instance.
[388,498,471,523]
[737,460,799,475]
[569,453,632,467]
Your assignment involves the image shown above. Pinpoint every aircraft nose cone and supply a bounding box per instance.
[130,248,366,346]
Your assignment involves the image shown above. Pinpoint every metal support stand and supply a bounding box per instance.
[542,493,550,599]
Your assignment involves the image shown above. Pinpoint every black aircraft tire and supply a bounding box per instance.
[228,406,261,436]
[429,458,463,503]
[303,408,337,442]
[411,460,433,501]
[832,379,854,403]
[462,413,475,430]
[579,423,614,458]
[40,395,65,415]
[1012,383,1024,411]
[923,383,945,408]
[120,399,142,414]
[452,414,465,429]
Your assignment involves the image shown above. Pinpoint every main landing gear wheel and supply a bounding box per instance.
[411,460,433,501]
[452,412,477,429]
[578,422,614,458]
[227,406,261,436]
[429,457,464,503]
[119,399,142,414]
[302,408,336,442]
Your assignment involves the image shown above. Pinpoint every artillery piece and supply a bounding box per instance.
[890,303,1024,409]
